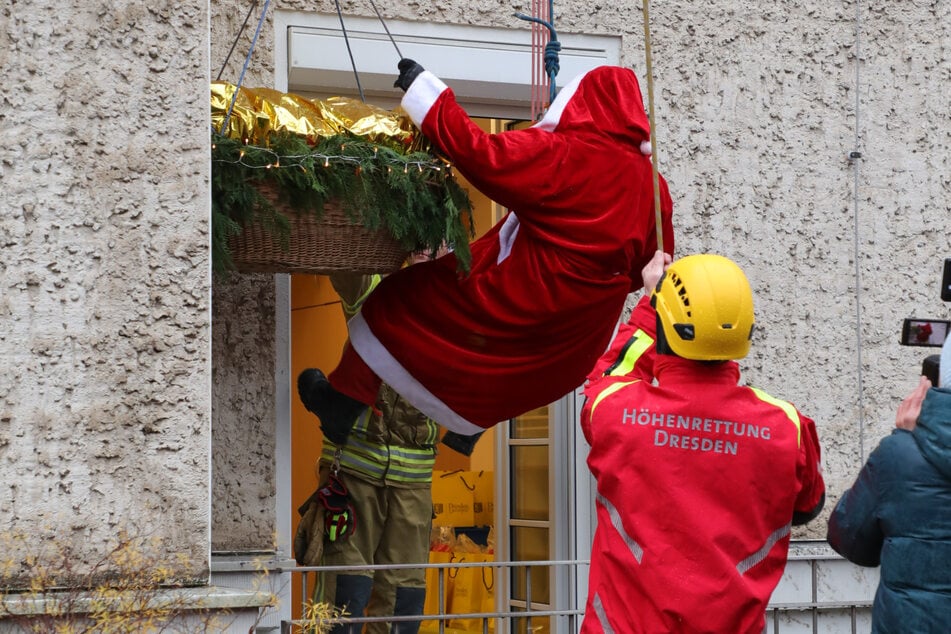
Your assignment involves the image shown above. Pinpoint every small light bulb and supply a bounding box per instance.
[324,158,330,168]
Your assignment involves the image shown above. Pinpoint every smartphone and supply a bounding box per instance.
[901,318,951,347]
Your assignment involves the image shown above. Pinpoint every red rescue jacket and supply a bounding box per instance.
[580,297,825,633]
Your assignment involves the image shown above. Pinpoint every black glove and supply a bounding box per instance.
[441,430,485,457]
[394,58,425,92]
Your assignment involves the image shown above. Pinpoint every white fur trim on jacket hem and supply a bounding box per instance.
[348,311,485,435]
[400,71,449,127]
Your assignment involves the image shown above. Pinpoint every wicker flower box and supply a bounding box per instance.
[229,183,408,275]
[211,83,473,275]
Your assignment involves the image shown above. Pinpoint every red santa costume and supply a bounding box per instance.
[326,65,675,434]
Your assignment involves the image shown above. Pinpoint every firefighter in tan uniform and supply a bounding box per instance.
[317,271,437,634]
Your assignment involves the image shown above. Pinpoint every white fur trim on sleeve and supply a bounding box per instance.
[640,140,652,156]
[400,71,449,127]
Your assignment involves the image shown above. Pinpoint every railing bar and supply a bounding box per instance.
[525,563,532,633]
[438,566,445,634]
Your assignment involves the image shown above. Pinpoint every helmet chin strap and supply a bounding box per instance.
[655,314,677,357]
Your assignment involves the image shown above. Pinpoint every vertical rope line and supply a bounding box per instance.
[218,0,272,135]
[641,0,664,253]
[367,0,403,58]
[334,0,365,102]
[852,0,866,463]
[531,0,540,120]
[216,0,259,81]
[547,0,557,106]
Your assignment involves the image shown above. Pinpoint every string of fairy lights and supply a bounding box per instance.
[211,137,454,177]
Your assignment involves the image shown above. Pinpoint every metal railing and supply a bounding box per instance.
[280,559,586,633]
[276,553,876,633]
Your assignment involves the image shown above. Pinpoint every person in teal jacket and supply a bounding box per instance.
[827,369,951,633]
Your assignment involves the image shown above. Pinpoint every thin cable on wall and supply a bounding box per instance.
[850,0,866,464]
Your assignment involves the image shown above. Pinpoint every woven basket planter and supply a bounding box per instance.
[228,182,409,275]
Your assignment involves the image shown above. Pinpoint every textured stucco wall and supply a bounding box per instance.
[211,274,277,551]
[0,2,210,584]
[209,0,949,543]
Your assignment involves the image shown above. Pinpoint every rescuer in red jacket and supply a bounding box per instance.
[580,251,825,634]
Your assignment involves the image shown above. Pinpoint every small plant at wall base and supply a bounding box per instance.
[211,130,475,275]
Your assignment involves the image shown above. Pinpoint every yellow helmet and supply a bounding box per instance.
[651,254,755,361]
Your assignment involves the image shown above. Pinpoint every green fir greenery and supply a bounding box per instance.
[211,130,474,274]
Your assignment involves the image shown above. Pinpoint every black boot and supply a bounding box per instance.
[392,586,426,634]
[332,574,374,634]
[297,368,368,446]
[441,430,485,457]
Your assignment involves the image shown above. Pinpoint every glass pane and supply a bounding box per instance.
[511,406,549,439]
[511,611,551,634]
[510,445,549,521]
[510,526,550,605]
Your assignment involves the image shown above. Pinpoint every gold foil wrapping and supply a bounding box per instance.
[211,82,425,153]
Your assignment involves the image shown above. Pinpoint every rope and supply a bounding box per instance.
[334,0,365,102]
[216,0,258,81]
[641,0,664,253]
[515,3,560,113]
[218,0,272,136]
[367,0,403,58]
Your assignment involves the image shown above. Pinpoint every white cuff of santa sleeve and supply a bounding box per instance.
[401,71,449,127]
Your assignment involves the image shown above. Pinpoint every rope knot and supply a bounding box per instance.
[544,40,561,79]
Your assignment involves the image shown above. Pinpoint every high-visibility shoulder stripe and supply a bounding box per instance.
[604,329,653,377]
[341,274,382,316]
[589,380,638,417]
[750,387,801,446]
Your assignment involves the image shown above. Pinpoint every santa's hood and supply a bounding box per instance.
[535,66,652,154]
[914,387,951,480]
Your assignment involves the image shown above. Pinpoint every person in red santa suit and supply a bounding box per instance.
[298,59,675,447]
[580,250,826,633]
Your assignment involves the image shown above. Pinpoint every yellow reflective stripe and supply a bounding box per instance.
[589,380,638,417]
[341,274,382,315]
[606,329,653,377]
[750,387,801,446]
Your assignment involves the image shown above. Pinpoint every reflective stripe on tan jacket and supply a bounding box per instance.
[321,273,438,488]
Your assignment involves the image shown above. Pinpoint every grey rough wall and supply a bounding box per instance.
[211,274,276,551]
[209,0,949,543]
[209,3,281,553]
[0,2,209,584]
